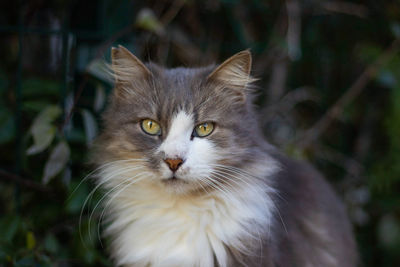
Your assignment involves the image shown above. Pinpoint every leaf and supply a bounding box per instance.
[378,214,400,248]
[377,70,397,88]
[26,125,57,155]
[86,59,113,85]
[94,84,106,112]
[391,22,400,38]
[63,92,75,135]
[26,105,62,155]
[0,108,15,144]
[15,256,36,266]
[0,215,20,242]
[42,141,70,184]
[62,166,72,186]
[81,109,98,146]
[44,233,60,254]
[135,8,164,35]
[26,231,36,250]
[21,78,59,98]
[66,182,89,214]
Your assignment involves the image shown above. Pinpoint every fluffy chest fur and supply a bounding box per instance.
[101,165,276,267]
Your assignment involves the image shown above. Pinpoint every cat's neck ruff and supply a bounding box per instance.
[102,159,278,267]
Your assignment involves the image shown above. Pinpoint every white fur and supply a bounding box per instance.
[158,112,193,159]
[100,111,279,267]
[157,112,220,184]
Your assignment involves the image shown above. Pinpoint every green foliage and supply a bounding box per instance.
[26,105,61,155]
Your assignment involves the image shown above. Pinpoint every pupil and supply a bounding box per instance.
[149,121,153,128]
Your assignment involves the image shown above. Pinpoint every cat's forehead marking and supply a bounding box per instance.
[158,110,194,159]
[167,111,193,137]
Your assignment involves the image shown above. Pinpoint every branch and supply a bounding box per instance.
[0,169,52,193]
[297,38,400,150]
[320,1,369,18]
[60,23,134,134]
[160,0,186,26]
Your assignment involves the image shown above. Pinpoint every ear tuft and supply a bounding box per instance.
[111,45,151,84]
[207,50,255,88]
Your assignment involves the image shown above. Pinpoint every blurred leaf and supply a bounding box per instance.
[94,84,106,112]
[87,59,113,85]
[391,23,400,38]
[0,250,7,262]
[22,100,57,113]
[26,124,57,155]
[0,107,15,144]
[42,141,70,184]
[377,70,397,88]
[63,166,72,186]
[0,215,20,243]
[66,128,87,143]
[21,78,59,98]
[0,68,9,91]
[26,105,62,155]
[378,214,400,248]
[73,219,99,264]
[63,92,75,136]
[81,109,98,146]
[15,256,35,266]
[26,231,36,250]
[66,182,89,214]
[356,43,382,64]
[135,8,164,35]
[44,233,60,254]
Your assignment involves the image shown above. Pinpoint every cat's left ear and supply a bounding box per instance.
[207,50,256,101]
[111,45,151,85]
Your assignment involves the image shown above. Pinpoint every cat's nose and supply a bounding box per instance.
[164,158,184,172]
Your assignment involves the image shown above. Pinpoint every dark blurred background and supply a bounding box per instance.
[1,0,400,266]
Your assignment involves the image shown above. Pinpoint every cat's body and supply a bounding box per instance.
[93,46,357,267]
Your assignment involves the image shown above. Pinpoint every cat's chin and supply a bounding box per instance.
[160,176,199,195]
[162,176,187,185]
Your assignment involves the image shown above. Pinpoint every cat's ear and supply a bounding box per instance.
[207,50,256,101]
[111,45,151,85]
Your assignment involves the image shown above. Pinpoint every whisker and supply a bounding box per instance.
[96,172,151,246]
[79,164,145,246]
[87,170,148,245]
[210,170,263,199]
[80,165,145,228]
[68,158,147,201]
[210,166,287,239]
[205,175,238,202]
[210,171,275,224]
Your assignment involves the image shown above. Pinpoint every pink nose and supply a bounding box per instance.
[164,158,183,172]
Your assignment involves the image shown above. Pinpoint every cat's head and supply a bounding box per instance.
[95,45,271,194]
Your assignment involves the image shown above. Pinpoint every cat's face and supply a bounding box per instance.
[98,46,262,194]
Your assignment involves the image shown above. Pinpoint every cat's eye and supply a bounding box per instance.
[193,122,214,138]
[141,119,161,136]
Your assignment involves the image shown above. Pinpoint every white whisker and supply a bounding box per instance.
[95,171,150,247]
[79,163,146,246]
[69,158,147,200]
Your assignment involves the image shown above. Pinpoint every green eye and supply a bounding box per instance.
[141,119,161,136]
[194,122,214,137]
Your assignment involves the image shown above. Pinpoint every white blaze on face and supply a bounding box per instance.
[159,111,193,159]
[158,111,219,181]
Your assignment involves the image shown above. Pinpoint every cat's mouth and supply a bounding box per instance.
[162,175,188,185]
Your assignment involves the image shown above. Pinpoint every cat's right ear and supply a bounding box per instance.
[207,50,257,103]
[111,45,151,88]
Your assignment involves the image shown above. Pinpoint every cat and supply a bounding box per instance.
[91,45,358,267]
